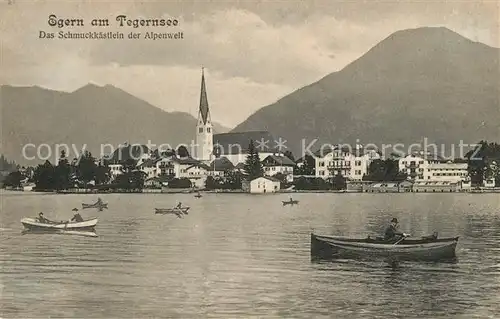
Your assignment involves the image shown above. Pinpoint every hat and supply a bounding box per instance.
[391,218,398,223]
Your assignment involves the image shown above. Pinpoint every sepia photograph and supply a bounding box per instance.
[1,0,499,318]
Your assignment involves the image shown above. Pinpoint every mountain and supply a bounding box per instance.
[232,27,500,157]
[1,84,230,165]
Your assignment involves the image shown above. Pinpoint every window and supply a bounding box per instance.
[199,128,203,133]
[207,128,211,133]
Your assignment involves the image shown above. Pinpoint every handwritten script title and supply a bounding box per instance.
[48,14,179,28]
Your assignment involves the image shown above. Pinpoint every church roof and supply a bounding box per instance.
[199,68,210,125]
[213,131,281,155]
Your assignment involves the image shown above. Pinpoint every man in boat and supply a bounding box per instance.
[176,202,182,209]
[37,212,50,223]
[384,218,407,242]
[71,212,84,223]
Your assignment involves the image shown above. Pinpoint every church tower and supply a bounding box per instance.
[195,68,213,162]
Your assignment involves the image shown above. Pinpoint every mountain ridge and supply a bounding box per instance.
[232,27,500,156]
[1,84,230,165]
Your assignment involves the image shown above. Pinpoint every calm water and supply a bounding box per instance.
[1,191,499,318]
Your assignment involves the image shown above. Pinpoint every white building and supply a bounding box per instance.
[398,152,469,183]
[243,176,281,194]
[195,68,213,163]
[315,145,380,180]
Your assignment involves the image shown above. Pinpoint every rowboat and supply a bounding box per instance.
[282,200,299,206]
[155,207,190,215]
[194,193,202,198]
[82,203,108,209]
[21,217,98,232]
[22,229,98,237]
[82,198,108,209]
[311,233,458,262]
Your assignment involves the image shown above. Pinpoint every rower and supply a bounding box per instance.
[37,212,49,223]
[384,218,409,242]
[176,202,182,209]
[71,212,84,222]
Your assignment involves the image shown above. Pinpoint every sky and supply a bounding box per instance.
[1,0,499,128]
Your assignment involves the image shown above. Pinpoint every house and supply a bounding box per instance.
[242,176,281,194]
[314,145,380,180]
[261,154,295,182]
[398,152,469,183]
[137,159,158,179]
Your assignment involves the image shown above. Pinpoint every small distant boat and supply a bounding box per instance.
[21,217,98,232]
[82,198,108,210]
[194,193,202,198]
[311,233,459,262]
[155,207,190,217]
[282,199,299,206]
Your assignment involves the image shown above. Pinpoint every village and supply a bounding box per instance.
[1,70,499,194]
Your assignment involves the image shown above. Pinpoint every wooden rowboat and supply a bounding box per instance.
[155,207,190,215]
[21,217,98,232]
[311,233,458,262]
[282,200,299,206]
[82,202,108,209]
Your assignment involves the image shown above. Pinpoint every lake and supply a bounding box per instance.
[1,191,499,318]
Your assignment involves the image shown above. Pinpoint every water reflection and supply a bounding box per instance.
[1,193,499,318]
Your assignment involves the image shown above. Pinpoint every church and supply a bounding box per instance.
[194,68,283,166]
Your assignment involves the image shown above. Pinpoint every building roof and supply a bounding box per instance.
[107,144,150,164]
[186,163,210,171]
[209,157,235,171]
[405,151,446,161]
[262,155,296,166]
[213,131,280,155]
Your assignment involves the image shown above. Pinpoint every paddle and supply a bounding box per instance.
[393,233,411,245]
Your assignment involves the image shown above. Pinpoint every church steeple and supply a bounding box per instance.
[198,67,210,125]
[195,67,213,162]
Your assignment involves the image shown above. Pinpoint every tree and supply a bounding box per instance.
[177,145,190,158]
[3,171,23,188]
[466,141,500,186]
[54,150,71,190]
[363,159,407,181]
[243,140,263,180]
[295,154,315,176]
[76,151,98,186]
[33,161,56,190]
[95,162,111,185]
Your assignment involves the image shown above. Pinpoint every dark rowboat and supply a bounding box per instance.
[194,193,202,198]
[82,201,108,209]
[21,217,98,232]
[282,200,299,206]
[155,207,190,215]
[311,233,458,262]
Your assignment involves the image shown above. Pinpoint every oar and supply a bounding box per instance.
[393,234,410,245]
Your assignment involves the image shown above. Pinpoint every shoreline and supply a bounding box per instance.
[2,188,500,194]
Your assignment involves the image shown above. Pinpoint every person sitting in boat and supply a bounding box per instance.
[176,202,182,209]
[71,213,84,223]
[37,212,50,223]
[384,218,406,241]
